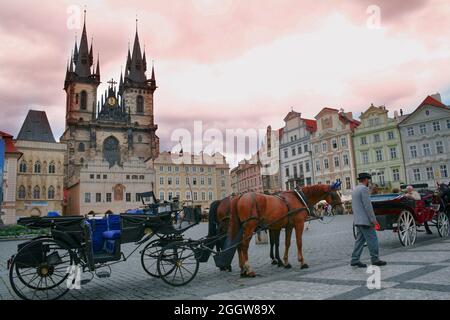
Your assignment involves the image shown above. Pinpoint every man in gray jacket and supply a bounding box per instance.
[351,173,387,268]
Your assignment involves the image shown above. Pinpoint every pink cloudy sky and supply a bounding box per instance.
[1,0,450,163]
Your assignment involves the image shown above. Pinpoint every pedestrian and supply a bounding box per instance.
[351,173,387,268]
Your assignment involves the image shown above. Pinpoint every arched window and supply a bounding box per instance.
[33,186,40,199]
[19,161,27,173]
[103,136,120,167]
[48,162,56,174]
[48,186,55,199]
[34,161,41,174]
[18,186,26,199]
[78,142,85,152]
[80,91,87,110]
[136,95,144,113]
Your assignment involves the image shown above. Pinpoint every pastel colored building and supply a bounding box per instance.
[353,104,406,191]
[399,94,450,187]
[279,111,317,191]
[311,108,360,195]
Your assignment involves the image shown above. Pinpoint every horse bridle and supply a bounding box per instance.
[295,186,343,212]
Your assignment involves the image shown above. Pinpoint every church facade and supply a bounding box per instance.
[60,14,159,215]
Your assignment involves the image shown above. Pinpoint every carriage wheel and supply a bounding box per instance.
[157,243,199,286]
[141,240,176,278]
[9,238,75,300]
[397,211,417,247]
[436,211,450,238]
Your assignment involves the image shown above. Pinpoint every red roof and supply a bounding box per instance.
[302,118,317,133]
[0,131,20,153]
[400,95,449,125]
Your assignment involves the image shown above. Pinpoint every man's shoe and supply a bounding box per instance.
[372,260,387,266]
[350,262,367,268]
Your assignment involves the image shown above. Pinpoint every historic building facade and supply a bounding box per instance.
[233,154,263,194]
[279,111,317,190]
[60,15,159,215]
[151,152,231,211]
[353,104,406,191]
[0,131,21,225]
[311,108,360,195]
[15,111,66,218]
[399,95,450,186]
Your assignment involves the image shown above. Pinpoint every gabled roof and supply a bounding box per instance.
[315,107,339,119]
[17,110,56,143]
[283,110,302,122]
[399,95,449,125]
[0,131,20,153]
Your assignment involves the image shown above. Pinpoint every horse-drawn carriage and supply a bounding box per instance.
[7,192,209,300]
[353,184,450,246]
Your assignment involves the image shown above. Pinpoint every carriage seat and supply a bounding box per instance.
[102,230,121,240]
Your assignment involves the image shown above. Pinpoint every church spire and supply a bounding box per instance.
[74,9,92,77]
[128,18,146,83]
[150,61,157,93]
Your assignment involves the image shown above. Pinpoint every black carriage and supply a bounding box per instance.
[7,193,203,300]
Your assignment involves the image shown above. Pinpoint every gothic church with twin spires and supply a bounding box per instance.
[60,13,160,215]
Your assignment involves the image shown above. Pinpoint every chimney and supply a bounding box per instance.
[431,92,442,102]
[394,110,399,119]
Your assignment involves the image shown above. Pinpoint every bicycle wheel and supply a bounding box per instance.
[157,243,199,286]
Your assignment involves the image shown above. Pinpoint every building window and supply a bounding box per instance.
[413,169,421,181]
[284,149,288,159]
[436,141,444,154]
[139,175,144,180]
[33,186,40,199]
[390,147,397,159]
[160,177,164,185]
[96,193,101,203]
[48,162,56,174]
[193,192,198,201]
[298,145,302,154]
[34,161,41,174]
[200,177,205,185]
[84,193,91,203]
[332,139,337,149]
[375,149,383,162]
[341,137,347,148]
[305,161,310,173]
[423,143,431,157]
[447,119,450,129]
[285,167,290,177]
[361,152,369,164]
[78,143,85,152]
[159,165,164,172]
[208,192,213,201]
[360,137,367,145]
[426,167,434,180]
[407,127,415,136]
[168,192,173,201]
[136,95,144,113]
[90,174,95,179]
[343,154,349,166]
[126,193,131,202]
[334,156,340,168]
[440,165,448,178]
[19,161,27,173]
[432,121,441,131]
[392,168,400,182]
[379,171,385,185]
[186,177,190,185]
[168,177,173,185]
[221,179,226,187]
[176,177,180,185]
[18,186,26,199]
[314,144,319,153]
[202,192,206,201]
[419,124,427,134]
[47,186,55,199]
[185,192,191,200]
[387,131,395,140]
[106,193,112,202]
[193,177,197,185]
[135,193,141,202]
[159,192,165,201]
[304,144,308,152]
[291,148,296,156]
[373,134,381,143]
[322,142,327,152]
[410,145,417,158]
[208,178,212,185]
[315,160,321,172]
[324,159,329,170]
[80,90,87,110]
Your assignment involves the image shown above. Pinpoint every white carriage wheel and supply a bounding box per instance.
[437,211,450,238]
[397,210,417,247]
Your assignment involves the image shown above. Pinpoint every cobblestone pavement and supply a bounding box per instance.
[1,215,449,300]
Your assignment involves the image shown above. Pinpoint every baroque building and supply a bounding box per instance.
[311,108,360,195]
[0,131,22,225]
[399,94,450,186]
[15,111,66,218]
[353,104,406,191]
[279,111,317,190]
[151,152,231,212]
[60,14,159,215]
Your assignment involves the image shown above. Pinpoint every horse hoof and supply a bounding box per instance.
[240,271,256,278]
[284,263,292,269]
[271,260,278,265]
[301,264,309,269]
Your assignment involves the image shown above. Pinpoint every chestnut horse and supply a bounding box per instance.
[229,183,343,277]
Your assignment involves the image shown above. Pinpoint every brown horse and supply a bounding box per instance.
[229,183,343,277]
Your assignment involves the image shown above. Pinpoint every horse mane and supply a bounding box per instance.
[301,184,331,197]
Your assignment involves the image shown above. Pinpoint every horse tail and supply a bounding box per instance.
[207,200,221,239]
[229,195,241,241]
